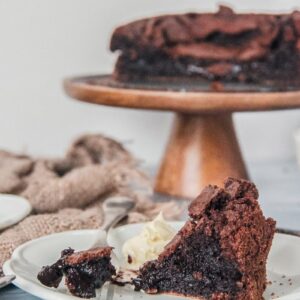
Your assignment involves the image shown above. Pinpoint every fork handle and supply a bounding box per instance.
[100,210,130,232]
[91,204,132,248]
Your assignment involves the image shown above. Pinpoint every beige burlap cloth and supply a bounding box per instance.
[0,134,181,274]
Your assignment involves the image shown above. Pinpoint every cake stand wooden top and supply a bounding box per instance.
[64,75,300,113]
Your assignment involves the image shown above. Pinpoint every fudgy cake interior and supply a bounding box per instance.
[134,231,242,298]
[110,6,300,88]
[37,247,116,298]
[133,178,276,300]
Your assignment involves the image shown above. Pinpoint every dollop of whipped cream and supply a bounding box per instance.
[122,212,176,269]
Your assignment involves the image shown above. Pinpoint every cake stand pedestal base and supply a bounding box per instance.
[155,113,248,198]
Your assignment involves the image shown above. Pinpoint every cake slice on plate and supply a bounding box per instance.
[133,178,276,300]
[37,247,116,298]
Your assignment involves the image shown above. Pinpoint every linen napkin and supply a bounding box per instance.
[0,134,181,274]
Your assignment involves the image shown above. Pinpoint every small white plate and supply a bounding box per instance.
[3,223,300,300]
[0,194,31,230]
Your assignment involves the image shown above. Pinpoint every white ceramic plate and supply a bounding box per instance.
[0,194,31,230]
[3,222,300,300]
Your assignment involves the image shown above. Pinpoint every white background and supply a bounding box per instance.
[1,0,300,166]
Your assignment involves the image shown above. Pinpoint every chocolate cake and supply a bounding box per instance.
[133,178,276,299]
[111,6,300,87]
[37,247,116,298]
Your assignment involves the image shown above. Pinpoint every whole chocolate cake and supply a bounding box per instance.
[133,178,276,299]
[111,6,300,87]
[37,247,116,298]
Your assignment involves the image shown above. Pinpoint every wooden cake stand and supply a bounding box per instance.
[64,75,300,198]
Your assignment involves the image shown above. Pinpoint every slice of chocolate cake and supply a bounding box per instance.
[133,178,276,299]
[37,247,116,298]
[111,6,300,88]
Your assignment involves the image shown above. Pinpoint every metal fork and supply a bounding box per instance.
[91,196,135,248]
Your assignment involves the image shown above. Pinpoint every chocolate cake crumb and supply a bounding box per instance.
[112,269,138,287]
[127,255,133,264]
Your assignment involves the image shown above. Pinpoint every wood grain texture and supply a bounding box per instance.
[155,113,248,198]
[64,75,300,113]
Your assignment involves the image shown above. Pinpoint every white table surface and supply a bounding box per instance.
[1,160,300,300]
